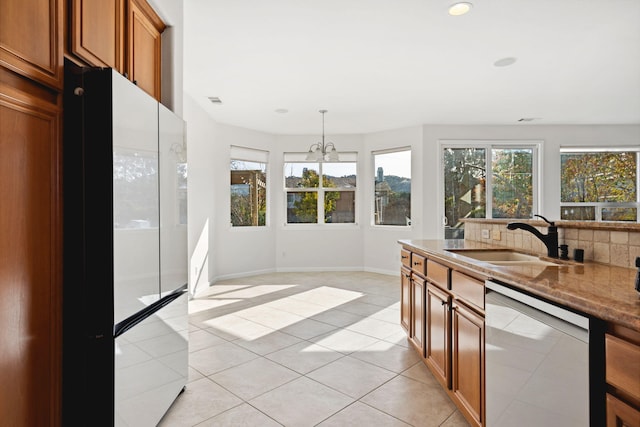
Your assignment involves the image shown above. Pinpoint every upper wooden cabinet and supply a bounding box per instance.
[0,0,63,89]
[69,0,165,100]
[127,0,165,100]
[71,0,124,71]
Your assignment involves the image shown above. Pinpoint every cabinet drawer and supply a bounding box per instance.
[451,271,484,310]
[401,249,411,268]
[606,334,640,401]
[426,259,449,289]
[411,253,426,276]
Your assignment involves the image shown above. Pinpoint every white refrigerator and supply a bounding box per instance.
[62,59,188,426]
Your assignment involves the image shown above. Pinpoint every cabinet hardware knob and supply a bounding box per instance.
[401,255,408,259]
[413,261,420,266]
[441,301,447,306]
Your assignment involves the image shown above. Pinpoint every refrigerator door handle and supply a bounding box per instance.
[113,284,187,338]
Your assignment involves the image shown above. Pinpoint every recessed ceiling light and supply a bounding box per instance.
[494,57,517,67]
[274,108,288,114]
[448,2,473,16]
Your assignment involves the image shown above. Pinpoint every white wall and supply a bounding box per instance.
[362,126,424,275]
[213,124,277,280]
[148,0,184,116]
[274,134,366,272]
[184,95,218,295]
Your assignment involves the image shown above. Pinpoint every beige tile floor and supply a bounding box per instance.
[159,271,469,427]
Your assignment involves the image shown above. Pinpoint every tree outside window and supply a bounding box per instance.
[230,160,267,226]
[443,144,537,239]
[560,150,638,221]
[284,155,356,224]
[492,148,533,219]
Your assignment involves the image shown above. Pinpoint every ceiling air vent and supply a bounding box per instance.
[208,96,222,104]
[517,117,540,122]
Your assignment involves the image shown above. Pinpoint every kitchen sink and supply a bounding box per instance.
[446,249,560,267]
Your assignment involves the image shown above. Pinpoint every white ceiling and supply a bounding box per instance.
[183,0,640,135]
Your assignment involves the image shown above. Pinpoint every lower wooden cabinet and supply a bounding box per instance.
[400,247,486,426]
[409,275,425,356]
[605,325,640,426]
[452,301,485,427]
[400,267,411,333]
[426,282,450,389]
[606,393,640,427]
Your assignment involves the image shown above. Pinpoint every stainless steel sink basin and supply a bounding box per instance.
[446,249,559,267]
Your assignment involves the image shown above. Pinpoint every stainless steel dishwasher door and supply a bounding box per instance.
[485,280,590,427]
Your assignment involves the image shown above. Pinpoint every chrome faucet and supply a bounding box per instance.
[507,215,559,258]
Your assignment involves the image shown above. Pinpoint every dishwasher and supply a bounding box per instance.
[485,280,596,426]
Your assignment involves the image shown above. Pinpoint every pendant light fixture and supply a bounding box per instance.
[306,110,339,162]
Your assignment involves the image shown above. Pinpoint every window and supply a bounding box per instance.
[373,148,411,226]
[560,148,639,222]
[284,152,357,224]
[230,146,268,227]
[442,143,539,239]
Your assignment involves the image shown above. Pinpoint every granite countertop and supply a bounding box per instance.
[398,239,640,332]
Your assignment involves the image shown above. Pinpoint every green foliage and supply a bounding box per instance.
[230,168,267,226]
[561,152,636,203]
[492,149,533,218]
[289,168,339,223]
[381,175,411,193]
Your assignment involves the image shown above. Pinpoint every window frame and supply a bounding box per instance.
[371,147,412,228]
[438,140,542,238]
[559,147,640,223]
[283,152,358,226]
[229,146,269,228]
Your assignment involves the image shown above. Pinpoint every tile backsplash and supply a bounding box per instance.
[462,219,640,269]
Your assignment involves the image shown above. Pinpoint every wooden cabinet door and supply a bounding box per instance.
[71,0,124,71]
[607,393,640,427]
[452,301,484,427]
[127,0,165,100]
[427,282,450,389]
[0,70,61,426]
[401,267,411,333]
[410,275,425,356]
[0,0,63,89]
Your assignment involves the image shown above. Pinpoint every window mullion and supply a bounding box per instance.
[486,145,493,219]
[318,163,324,224]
